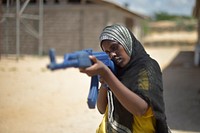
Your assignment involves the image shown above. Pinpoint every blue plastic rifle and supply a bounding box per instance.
[47,48,116,109]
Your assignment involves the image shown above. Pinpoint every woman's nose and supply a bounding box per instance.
[109,52,117,59]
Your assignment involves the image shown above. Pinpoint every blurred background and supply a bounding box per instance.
[0,0,200,133]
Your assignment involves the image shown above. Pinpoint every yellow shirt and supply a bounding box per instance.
[96,107,156,133]
[133,107,156,133]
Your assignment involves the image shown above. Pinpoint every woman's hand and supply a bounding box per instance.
[79,56,108,77]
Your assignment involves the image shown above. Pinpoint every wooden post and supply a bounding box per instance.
[198,9,200,44]
[0,1,2,60]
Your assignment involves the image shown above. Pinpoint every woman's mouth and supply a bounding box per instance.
[113,57,122,65]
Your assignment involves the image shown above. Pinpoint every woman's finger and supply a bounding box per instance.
[89,56,97,63]
[79,68,85,73]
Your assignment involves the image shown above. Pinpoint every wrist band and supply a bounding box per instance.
[101,83,109,89]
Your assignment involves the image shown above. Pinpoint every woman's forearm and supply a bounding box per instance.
[101,68,148,116]
[97,85,108,114]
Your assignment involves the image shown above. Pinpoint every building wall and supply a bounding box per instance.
[1,4,144,55]
[1,7,39,55]
[43,5,108,55]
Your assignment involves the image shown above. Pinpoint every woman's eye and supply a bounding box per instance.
[105,51,110,55]
[111,45,118,51]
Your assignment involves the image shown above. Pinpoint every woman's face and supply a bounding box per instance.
[101,40,131,68]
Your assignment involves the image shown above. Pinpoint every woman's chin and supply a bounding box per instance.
[115,60,124,67]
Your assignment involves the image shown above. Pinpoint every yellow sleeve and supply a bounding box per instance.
[96,108,108,133]
[133,107,156,133]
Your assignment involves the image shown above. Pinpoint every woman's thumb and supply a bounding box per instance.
[89,56,97,63]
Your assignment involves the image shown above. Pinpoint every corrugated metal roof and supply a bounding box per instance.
[90,0,149,19]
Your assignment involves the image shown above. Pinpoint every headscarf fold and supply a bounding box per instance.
[99,24,169,133]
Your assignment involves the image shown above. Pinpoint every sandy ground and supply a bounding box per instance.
[0,46,199,133]
[0,56,101,133]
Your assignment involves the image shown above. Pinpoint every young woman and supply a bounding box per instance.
[80,24,170,133]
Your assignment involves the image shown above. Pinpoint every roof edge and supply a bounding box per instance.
[90,0,149,20]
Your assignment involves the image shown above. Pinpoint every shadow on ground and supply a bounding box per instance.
[163,51,200,132]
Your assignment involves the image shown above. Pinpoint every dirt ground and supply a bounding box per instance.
[0,46,200,133]
[162,49,200,133]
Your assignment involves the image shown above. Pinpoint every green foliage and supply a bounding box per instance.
[141,20,150,36]
[146,11,196,32]
[154,12,194,21]
[185,23,196,31]
[154,12,176,20]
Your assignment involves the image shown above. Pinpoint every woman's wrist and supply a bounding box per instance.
[100,83,109,90]
[99,66,110,79]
